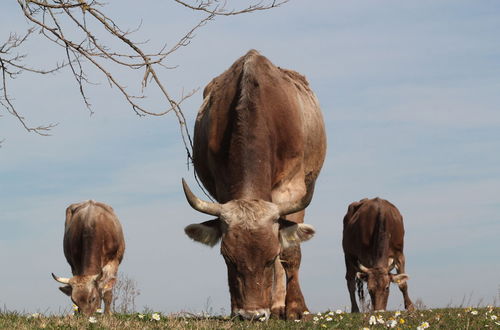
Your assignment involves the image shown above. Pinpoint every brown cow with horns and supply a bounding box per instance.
[342,198,414,312]
[182,50,326,320]
[52,200,125,315]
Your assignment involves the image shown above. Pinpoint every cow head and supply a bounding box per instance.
[356,261,409,311]
[52,272,115,315]
[182,179,315,320]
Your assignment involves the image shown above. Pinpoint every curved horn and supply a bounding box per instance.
[358,263,369,273]
[52,273,70,284]
[278,181,315,216]
[182,178,221,216]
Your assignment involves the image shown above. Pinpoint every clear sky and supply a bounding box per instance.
[1,0,499,315]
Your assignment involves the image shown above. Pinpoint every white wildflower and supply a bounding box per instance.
[259,316,266,322]
[326,317,333,321]
[29,313,41,319]
[294,319,301,323]
[387,319,397,328]
[88,316,97,324]
[328,311,335,316]
[417,321,430,330]
[138,314,144,319]
[313,316,319,322]
[377,315,385,324]
[303,311,310,315]
[96,308,103,314]
[369,315,377,325]
[336,309,343,314]
[471,310,478,315]
[151,313,161,321]
[490,315,497,320]
[394,310,401,317]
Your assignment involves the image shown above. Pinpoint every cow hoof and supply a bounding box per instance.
[406,304,416,312]
[271,306,285,319]
[286,307,309,321]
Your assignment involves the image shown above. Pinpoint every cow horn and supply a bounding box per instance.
[182,178,221,216]
[358,263,369,273]
[277,182,315,216]
[52,273,70,284]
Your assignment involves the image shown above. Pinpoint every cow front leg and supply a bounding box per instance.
[396,254,414,311]
[271,257,286,319]
[102,290,113,315]
[345,255,360,313]
[281,244,308,320]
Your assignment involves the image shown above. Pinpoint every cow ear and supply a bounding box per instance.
[185,219,223,247]
[391,273,409,285]
[59,285,72,296]
[99,277,117,291]
[278,219,315,249]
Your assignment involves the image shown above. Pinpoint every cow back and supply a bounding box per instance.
[63,201,125,276]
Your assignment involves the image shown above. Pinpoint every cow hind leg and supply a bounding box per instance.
[345,255,360,313]
[271,257,286,319]
[396,254,414,311]
[281,244,309,320]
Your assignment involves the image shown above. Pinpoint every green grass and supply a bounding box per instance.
[0,307,498,329]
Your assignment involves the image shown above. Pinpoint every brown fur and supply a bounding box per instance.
[54,200,125,315]
[186,50,326,320]
[342,198,414,312]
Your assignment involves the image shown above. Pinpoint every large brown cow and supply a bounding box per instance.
[342,198,414,312]
[52,200,125,315]
[182,50,326,320]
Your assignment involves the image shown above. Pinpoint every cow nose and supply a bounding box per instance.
[234,308,270,321]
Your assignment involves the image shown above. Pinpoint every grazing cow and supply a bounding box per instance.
[182,50,326,320]
[52,200,125,315]
[342,198,414,312]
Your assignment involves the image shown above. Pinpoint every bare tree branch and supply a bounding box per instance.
[173,0,289,16]
[0,29,61,135]
[2,0,288,162]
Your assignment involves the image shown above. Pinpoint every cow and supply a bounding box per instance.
[52,200,125,315]
[342,197,414,312]
[182,50,326,320]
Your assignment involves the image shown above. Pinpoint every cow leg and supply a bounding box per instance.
[103,290,113,315]
[345,254,360,313]
[280,210,310,320]
[271,257,286,319]
[281,244,308,320]
[396,254,414,311]
[100,262,119,315]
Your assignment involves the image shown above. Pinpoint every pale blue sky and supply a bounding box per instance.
[1,0,499,314]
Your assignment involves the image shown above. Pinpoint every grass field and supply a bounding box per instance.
[0,307,498,329]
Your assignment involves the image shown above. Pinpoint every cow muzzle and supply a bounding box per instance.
[233,308,270,321]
